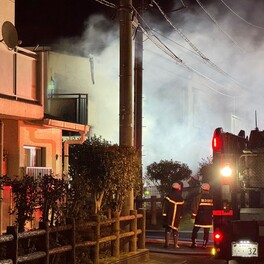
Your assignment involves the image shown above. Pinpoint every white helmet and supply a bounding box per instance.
[201,183,210,191]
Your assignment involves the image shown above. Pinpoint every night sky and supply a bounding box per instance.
[15,0,199,46]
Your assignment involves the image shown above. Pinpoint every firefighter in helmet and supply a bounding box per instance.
[162,182,184,249]
[190,183,213,248]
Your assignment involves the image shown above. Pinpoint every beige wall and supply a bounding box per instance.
[3,120,63,178]
[48,51,119,143]
[4,120,20,177]
[0,0,15,31]
[19,121,63,177]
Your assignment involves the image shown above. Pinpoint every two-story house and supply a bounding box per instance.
[0,0,90,234]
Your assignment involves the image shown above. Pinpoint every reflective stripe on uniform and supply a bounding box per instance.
[165,196,184,229]
[165,197,184,205]
[194,224,213,228]
[199,202,213,206]
[199,198,213,207]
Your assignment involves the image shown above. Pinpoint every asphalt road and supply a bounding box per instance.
[145,252,227,264]
[145,229,227,264]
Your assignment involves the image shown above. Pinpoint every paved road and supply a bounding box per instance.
[145,252,226,264]
[144,229,228,264]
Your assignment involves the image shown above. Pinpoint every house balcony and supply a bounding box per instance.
[26,166,53,179]
[0,45,43,120]
[45,93,88,136]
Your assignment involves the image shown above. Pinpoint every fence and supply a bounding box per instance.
[0,209,146,264]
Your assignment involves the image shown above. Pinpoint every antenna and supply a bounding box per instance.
[0,21,20,50]
[255,110,258,130]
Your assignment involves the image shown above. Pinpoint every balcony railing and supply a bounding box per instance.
[0,46,40,103]
[45,93,88,125]
[26,167,53,179]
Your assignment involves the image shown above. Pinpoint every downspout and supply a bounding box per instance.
[63,129,88,181]
[0,120,4,234]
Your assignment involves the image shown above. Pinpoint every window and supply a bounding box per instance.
[24,146,46,167]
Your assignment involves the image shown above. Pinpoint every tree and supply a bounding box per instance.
[69,135,141,216]
[197,156,213,184]
[145,159,192,197]
[102,144,142,213]
[10,175,39,232]
[38,175,67,226]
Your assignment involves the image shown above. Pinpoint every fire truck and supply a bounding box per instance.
[211,127,264,263]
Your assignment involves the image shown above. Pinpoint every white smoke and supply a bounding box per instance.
[53,1,264,174]
[141,0,264,173]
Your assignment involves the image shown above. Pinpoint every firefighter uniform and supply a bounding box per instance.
[190,183,213,248]
[162,182,184,248]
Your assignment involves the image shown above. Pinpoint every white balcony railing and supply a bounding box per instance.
[26,167,53,179]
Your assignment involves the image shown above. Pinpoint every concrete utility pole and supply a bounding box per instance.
[119,0,133,215]
[134,0,144,176]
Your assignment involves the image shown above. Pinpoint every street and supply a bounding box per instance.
[145,231,227,264]
[146,252,226,264]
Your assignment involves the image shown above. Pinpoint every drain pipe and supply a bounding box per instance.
[0,120,3,234]
[63,128,88,181]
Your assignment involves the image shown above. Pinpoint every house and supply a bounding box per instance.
[0,0,90,234]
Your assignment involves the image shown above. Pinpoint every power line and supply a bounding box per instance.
[150,0,246,90]
[219,0,264,30]
[138,23,237,98]
[195,0,245,52]
[152,0,209,62]
[95,1,242,97]
[94,0,116,9]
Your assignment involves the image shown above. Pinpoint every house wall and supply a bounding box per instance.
[0,2,88,234]
[0,0,14,27]
[19,121,62,177]
[3,120,20,177]
[47,51,119,143]
[3,119,62,178]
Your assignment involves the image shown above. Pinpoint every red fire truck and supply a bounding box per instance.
[211,127,264,263]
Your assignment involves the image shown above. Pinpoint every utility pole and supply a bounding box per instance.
[134,0,144,177]
[119,0,133,215]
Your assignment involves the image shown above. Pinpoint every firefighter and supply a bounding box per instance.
[190,183,213,249]
[162,182,184,249]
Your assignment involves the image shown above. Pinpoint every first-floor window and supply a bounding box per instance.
[24,146,46,167]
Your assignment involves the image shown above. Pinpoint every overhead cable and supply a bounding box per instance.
[139,24,236,97]
[152,0,209,62]
[219,0,264,30]
[94,0,116,9]
[150,1,246,89]
[195,0,245,52]
[138,25,182,63]
[152,28,246,90]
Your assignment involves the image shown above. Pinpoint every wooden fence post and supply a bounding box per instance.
[112,211,120,258]
[137,208,146,249]
[130,210,137,252]
[150,196,157,225]
[92,215,100,264]
[6,226,18,264]
[39,222,50,264]
[135,196,142,210]
[67,218,76,264]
